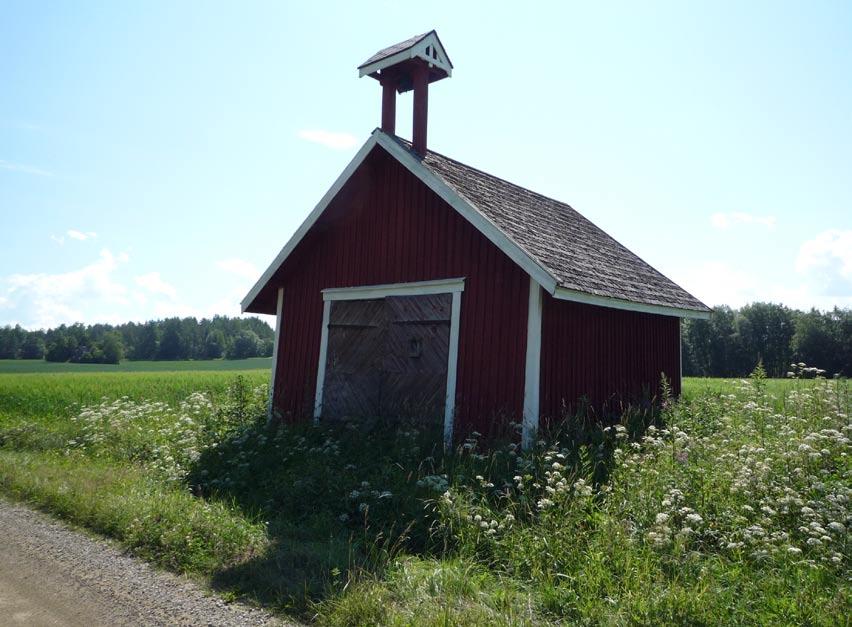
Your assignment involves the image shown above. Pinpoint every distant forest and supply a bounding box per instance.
[0,316,274,364]
[681,303,850,378]
[0,304,849,375]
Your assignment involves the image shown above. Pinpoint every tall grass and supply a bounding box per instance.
[0,370,847,624]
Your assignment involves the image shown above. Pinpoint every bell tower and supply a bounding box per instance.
[358,30,453,155]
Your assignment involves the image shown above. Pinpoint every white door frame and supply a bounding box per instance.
[267,287,285,421]
[313,277,465,447]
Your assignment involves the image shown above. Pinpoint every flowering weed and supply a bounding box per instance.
[0,367,848,624]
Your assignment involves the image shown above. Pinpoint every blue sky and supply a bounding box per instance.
[1,0,850,330]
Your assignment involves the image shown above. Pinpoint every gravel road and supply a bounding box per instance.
[0,499,287,626]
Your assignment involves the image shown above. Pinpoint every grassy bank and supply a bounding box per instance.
[0,371,848,624]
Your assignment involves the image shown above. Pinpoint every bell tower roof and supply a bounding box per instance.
[358,30,453,92]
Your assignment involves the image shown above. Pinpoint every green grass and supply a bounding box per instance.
[0,370,269,457]
[0,369,269,417]
[0,357,272,374]
[0,450,266,574]
[682,375,807,400]
[0,371,847,624]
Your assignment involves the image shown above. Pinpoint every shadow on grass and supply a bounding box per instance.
[186,393,664,617]
[185,413,448,616]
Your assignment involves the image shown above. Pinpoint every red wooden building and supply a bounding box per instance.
[242,31,710,447]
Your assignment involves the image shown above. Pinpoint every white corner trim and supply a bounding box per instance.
[522,279,543,450]
[241,133,380,312]
[678,317,683,386]
[312,278,465,446]
[322,277,465,301]
[313,300,332,421]
[444,290,462,448]
[374,133,560,294]
[553,287,712,319]
[267,287,285,421]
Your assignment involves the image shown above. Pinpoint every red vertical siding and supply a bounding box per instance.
[540,293,681,421]
[272,147,529,437]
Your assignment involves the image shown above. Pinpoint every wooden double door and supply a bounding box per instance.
[321,293,451,424]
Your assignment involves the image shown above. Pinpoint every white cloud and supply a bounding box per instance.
[135,272,177,299]
[791,229,852,308]
[50,229,98,245]
[0,159,52,176]
[1,251,271,329]
[673,261,758,308]
[710,211,776,230]
[795,229,852,279]
[216,257,259,281]
[1,249,130,328]
[297,129,359,150]
[674,232,852,311]
[67,229,97,241]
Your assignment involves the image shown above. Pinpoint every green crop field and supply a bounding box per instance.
[0,357,272,374]
[0,369,847,625]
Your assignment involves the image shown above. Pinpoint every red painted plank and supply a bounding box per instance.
[539,294,681,422]
[272,147,528,437]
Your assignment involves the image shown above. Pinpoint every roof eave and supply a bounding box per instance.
[553,286,712,319]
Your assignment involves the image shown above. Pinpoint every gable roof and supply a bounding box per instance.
[242,130,710,318]
[358,30,453,81]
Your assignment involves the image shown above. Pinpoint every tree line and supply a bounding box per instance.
[0,316,275,364]
[1,304,849,374]
[682,303,851,378]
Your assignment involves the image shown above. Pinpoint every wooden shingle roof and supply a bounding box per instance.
[243,131,709,317]
[399,138,710,313]
[358,32,432,68]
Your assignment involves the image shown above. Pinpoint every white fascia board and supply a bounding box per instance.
[359,48,414,77]
[322,277,465,301]
[241,133,380,312]
[553,287,712,319]
[375,133,559,294]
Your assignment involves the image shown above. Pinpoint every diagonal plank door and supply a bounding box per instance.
[381,294,451,423]
[321,293,451,424]
[322,298,386,420]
